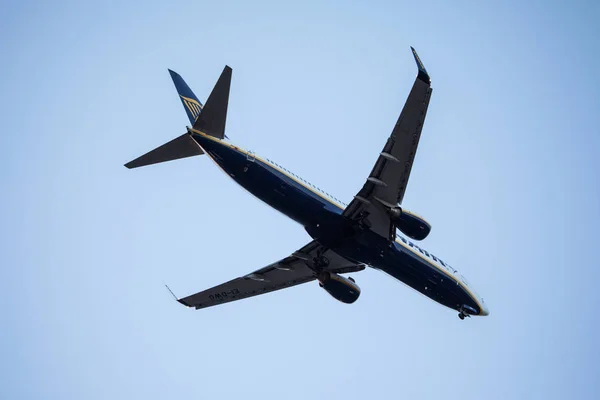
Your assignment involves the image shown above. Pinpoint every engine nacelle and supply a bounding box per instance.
[318,272,360,304]
[392,208,431,240]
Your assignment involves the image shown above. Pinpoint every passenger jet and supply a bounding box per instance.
[125,47,489,320]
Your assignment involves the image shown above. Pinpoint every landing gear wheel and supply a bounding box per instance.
[458,313,465,320]
[313,256,330,269]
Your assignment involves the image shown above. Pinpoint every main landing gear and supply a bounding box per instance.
[313,255,330,269]
[310,246,331,272]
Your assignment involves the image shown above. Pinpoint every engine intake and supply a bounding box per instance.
[318,272,360,304]
[392,208,431,240]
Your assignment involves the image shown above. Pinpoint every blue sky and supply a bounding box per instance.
[1,0,599,398]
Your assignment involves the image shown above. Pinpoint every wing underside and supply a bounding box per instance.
[343,47,433,239]
[177,241,365,310]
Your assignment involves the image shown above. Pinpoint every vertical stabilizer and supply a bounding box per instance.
[124,66,233,169]
[169,69,204,124]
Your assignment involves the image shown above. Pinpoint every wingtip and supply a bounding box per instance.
[410,46,431,84]
[177,298,192,308]
[165,284,194,307]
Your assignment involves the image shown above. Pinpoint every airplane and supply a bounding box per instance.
[125,47,489,320]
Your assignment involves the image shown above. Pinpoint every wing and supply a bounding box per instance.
[176,240,365,310]
[343,47,433,239]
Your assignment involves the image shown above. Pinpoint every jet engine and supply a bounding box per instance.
[318,272,360,304]
[390,207,431,241]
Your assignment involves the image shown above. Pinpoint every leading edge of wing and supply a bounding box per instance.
[410,46,431,84]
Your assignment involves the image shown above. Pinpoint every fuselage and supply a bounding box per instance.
[192,130,489,316]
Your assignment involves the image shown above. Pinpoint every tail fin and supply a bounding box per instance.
[124,66,232,169]
[170,66,232,139]
[169,69,204,125]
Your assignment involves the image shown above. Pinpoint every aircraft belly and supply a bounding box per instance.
[239,161,335,226]
[332,233,478,312]
[196,137,332,227]
[192,136,479,314]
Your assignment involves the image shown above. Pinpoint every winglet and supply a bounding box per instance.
[165,284,178,300]
[165,284,192,307]
[410,47,431,84]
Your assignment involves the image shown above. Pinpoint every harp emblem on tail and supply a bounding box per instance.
[180,95,203,120]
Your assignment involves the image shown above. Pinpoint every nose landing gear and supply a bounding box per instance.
[458,304,475,320]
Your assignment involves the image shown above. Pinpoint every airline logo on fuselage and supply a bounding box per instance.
[181,95,202,120]
[397,235,457,275]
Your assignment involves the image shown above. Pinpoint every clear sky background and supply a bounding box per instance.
[1,1,599,399]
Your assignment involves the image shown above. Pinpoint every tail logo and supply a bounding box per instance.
[180,95,203,120]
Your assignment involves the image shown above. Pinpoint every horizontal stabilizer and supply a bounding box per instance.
[124,133,203,169]
[192,66,232,139]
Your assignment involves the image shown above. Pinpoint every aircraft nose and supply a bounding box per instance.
[480,303,490,316]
